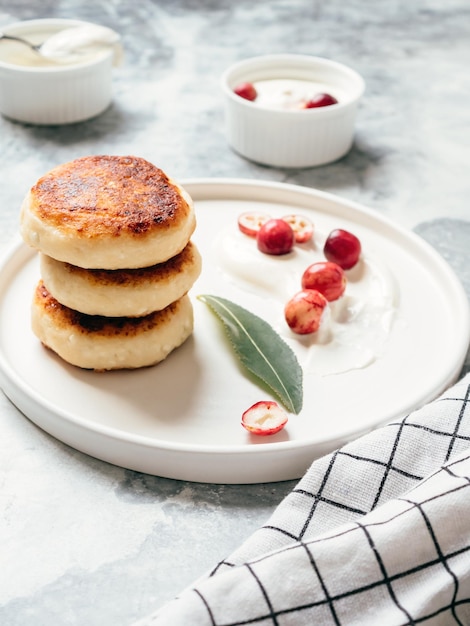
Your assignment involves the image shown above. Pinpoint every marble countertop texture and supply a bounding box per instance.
[0,1,469,625]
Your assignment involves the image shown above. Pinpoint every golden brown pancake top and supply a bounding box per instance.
[58,241,199,287]
[29,155,192,239]
[34,281,181,336]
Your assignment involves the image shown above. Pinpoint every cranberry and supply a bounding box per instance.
[323,229,361,270]
[241,400,288,436]
[237,211,271,238]
[284,289,328,335]
[233,82,257,102]
[257,218,295,255]
[281,214,314,243]
[301,261,347,302]
[305,93,338,108]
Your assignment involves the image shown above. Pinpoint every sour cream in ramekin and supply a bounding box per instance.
[221,54,365,168]
[252,78,344,111]
[0,19,122,124]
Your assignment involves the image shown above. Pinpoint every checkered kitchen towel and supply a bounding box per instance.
[135,373,470,625]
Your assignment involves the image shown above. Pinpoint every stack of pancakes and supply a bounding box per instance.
[20,155,202,370]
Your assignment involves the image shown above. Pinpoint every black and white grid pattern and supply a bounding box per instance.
[135,373,470,625]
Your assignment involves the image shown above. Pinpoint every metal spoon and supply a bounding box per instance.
[0,32,44,56]
[0,26,122,64]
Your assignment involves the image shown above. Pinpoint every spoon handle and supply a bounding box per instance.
[0,33,39,51]
[0,33,23,42]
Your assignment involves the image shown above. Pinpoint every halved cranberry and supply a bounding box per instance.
[237,211,271,238]
[242,400,288,436]
[281,214,314,243]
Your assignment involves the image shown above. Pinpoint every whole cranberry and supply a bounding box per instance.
[233,82,257,102]
[305,93,338,108]
[284,289,328,334]
[301,261,347,302]
[323,229,361,270]
[257,218,295,255]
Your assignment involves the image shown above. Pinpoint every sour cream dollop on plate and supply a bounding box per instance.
[214,225,399,376]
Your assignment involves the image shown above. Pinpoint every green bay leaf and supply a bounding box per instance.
[197,294,303,414]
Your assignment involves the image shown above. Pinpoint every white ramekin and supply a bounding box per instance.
[0,19,119,125]
[221,54,365,168]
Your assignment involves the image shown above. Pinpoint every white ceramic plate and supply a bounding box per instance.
[0,179,468,483]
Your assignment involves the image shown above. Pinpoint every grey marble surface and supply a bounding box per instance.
[0,1,469,624]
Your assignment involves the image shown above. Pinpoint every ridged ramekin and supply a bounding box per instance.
[0,18,119,125]
[221,54,365,168]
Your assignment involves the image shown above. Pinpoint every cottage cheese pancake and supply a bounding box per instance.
[31,281,194,370]
[40,241,202,317]
[21,155,196,269]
